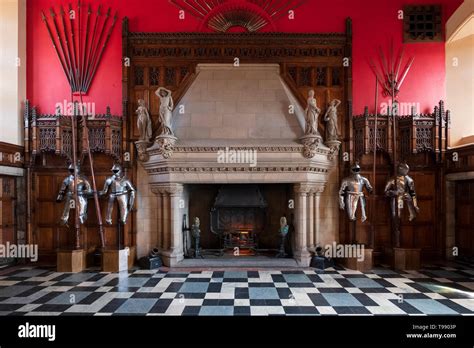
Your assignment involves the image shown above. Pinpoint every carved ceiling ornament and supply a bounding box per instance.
[169,0,307,33]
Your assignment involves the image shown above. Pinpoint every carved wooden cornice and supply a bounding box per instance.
[129,31,347,45]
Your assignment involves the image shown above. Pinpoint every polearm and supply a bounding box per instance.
[41,11,71,87]
[50,8,75,92]
[68,3,80,92]
[396,57,415,91]
[79,103,105,248]
[59,6,77,92]
[43,9,79,248]
[79,4,92,92]
[78,0,83,92]
[394,46,405,82]
[369,59,391,96]
[71,103,81,250]
[82,5,102,94]
[84,12,118,92]
[83,8,111,92]
[370,75,378,249]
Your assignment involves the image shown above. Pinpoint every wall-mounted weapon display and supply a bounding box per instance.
[41,1,118,253]
[41,2,118,94]
[368,40,415,250]
[369,39,415,171]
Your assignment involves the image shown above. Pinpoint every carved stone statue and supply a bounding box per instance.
[324,99,341,141]
[155,87,174,136]
[100,164,136,225]
[191,217,201,258]
[276,216,289,258]
[136,99,152,142]
[56,163,92,226]
[339,163,373,222]
[304,90,321,136]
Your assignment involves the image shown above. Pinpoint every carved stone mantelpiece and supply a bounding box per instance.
[135,140,151,162]
[325,140,341,160]
[293,182,327,265]
[149,183,184,267]
[143,141,333,185]
[154,135,177,159]
[135,64,340,267]
[150,183,184,195]
[300,135,323,159]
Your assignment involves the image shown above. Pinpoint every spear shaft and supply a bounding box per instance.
[80,4,91,92]
[59,6,76,92]
[78,0,83,93]
[50,8,74,90]
[397,57,415,91]
[370,75,378,249]
[68,3,80,91]
[84,12,117,92]
[41,11,71,87]
[79,98,105,249]
[82,5,101,94]
[84,8,111,92]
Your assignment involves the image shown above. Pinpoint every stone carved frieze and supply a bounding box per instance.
[294,183,326,194]
[146,166,329,175]
[150,183,184,195]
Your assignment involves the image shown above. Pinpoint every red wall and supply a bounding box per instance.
[27,0,463,115]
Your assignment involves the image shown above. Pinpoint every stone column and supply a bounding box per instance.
[151,183,184,266]
[169,185,183,258]
[156,190,163,250]
[313,185,325,248]
[293,183,312,266]
[307,190,315,252]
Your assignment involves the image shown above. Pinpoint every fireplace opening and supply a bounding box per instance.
[186,184,293,258]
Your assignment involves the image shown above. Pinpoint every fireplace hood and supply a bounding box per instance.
[213,185,267,208]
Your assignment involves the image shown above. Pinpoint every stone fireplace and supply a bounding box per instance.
[136,64,340,266]
[210,185,267,252]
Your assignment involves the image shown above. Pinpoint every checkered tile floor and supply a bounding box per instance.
[0,264,473,316]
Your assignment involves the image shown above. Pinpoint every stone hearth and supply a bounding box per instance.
[136,64,340,267]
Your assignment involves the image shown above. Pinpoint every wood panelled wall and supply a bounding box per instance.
[446,144,474,260]
[455,180,474,258]
[348,103,450,263]
[23,101,133,264]
[30,154,135,264]
[341,155,442,263]
[0,142,25,266]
